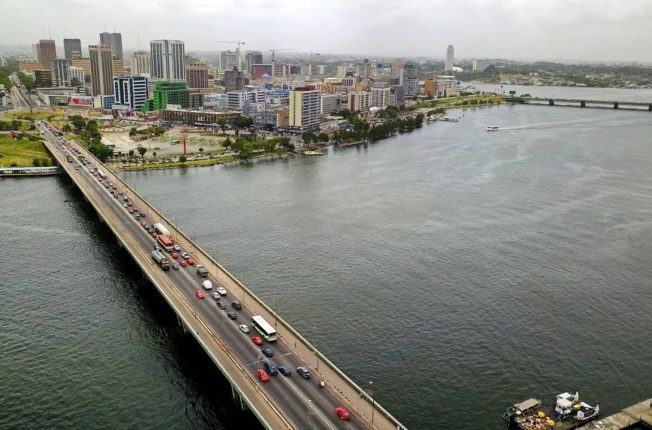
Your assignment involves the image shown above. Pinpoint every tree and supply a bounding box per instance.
[179,155,187,163]
[235,116,254,130]
[152,151,157,158]
[128,149,134,158]
[129,127,137,137]
[318,132,329,143]
[302,131,315,146]
[137,146,147,158]
[223,137,232,149]
[61,124,71,133]
[198,147,204,154]
[240,142,253,159]
[216,117,227,134]
[70,115,86,131]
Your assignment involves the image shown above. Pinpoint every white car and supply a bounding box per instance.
[211,292,220,299]
[216,286,227,296]
[173,244,181,251]
[239,324,250,333]
[202,280,213,290]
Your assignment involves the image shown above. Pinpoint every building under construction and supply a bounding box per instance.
[159,109,241,126]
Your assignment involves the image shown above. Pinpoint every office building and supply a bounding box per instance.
[289,87,321,131]
[224,67,245,91]
[18,59,41,73]
[320,93,341,115]
[50,59,71,87]
[63,38,82,60]
[226,86,266,110]
[401,62,418,97]
[341,76,355,87]
[348,91,370,114]
[357,59,371,79]
[113,76,148,110]
[37,40,57,68]
[371,87,390,109]
[336,65,350,78]
[100,32,123,60]
[391,59,405,79]
[71,57,92,80]
[424,79,435,97]
[220,50,238,70]
[435,75,461,98]
[186,61,209,89]
[472,59,478,72]
[445,45,454,71]
[245,50,263,73]
[89,44,114,96]
[150,40,185,80]
[131,50,151,76]
[69,66,84,86]
[317,65,326,75]
[152,80,189,110]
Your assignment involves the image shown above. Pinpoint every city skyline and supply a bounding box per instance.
[2,0,652,63]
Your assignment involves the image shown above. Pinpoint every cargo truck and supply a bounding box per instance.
[151,250,170,270]
[153,223,170,236]
[196,264,208,277]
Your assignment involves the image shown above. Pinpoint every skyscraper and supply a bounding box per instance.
[220,51,238,70]
[113,76,148,110]
[69,66,84,86]
[445,45,455,71]
[37,40,57,68]
[89,45,114,96]
[131,50,151,76]
[223,67,244,92]
[99,32,123,60]
[245,50,263,73]
[400,62,418,97]
[150,40,185,80]
[51,59,71,87]
[185,61,209,89]
[289,87,321,131]
[63,38,82,60]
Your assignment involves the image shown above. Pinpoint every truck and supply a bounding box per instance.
[196,264,208,277]
[153,223,170,236]
[151,250,170,271]
[156,234,175,252]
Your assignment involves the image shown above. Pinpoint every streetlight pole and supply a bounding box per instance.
[369,380,375,426]
[273,299,277,328]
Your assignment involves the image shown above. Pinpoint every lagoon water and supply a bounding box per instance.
[2,100,652,429]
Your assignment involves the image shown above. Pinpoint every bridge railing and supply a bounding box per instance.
[63,134,406,430]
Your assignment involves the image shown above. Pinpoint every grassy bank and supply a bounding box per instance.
[411,94,504,111]
[0,136,52,167]
[117,150,286,171]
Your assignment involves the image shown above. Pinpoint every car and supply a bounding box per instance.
[147,226,155,233]
[187,259,194,266]
[140,212,147,218]
[239,324,250,333]
[334,407,351,421]
[127,201,133,207]
[278,366,291,377]
[150,232,157,238]
[202,280,213,290]
[133,215,140,221]
[181,252,190,259]
[113,193,119,199]
[297,367,311,379]
[232,301,242,310]
[173,244,181,251]
[227,311,237,320]
[123,196,128,202]
[212,292,220,299]
[172,262,179,270]
[216,286,227,296]
[264,361,278,376]
[154,245,162,252]
[195,291,205,299]
[140,221,147,228]
[256,369,270,382]
[133,208,139,213]
[261,348,273,358]
[179,260,187,267]
[170,252,178,260]
[216,300,226,310]
[251,336,263,346]
[128,208,134,214]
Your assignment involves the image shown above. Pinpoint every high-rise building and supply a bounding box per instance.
[50,59,71,87]
[220,50,238,70]
[391,59,405,79]
[69,66,84,86]
[472,59,478,72]
[150,40,185,80]
[37,40,57,68]
[152,80,189,110]
[348,91,370,114]
[400,62,418,97]
[371,87,390,109]
[113,76,148,110]
[223,67,245,92]
[288,87,321,131]
[320,93,341,115]
[100,32,123,60]
[245,50,263,73]
[71,57,92,80]
[130,50,151,76]
[445,45,455,71]
[185,61,209,89]
[357,59,371,79]
[424,79,435,97]
[341,76,355,87]
[89,45,114,96]
[63,38,82,60]
[336,65,349,78]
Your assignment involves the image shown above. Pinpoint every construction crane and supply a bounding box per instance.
[216,40,246,70]
[268,48,293,81]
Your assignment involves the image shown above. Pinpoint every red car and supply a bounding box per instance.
[170,252,178,260]
[187,258,194,266]
[179,260,187,267]
[334,407,350,420]
[195,291,205,299]
[256,369,270,382]
[134,208,139,213]
[251,336,263,346]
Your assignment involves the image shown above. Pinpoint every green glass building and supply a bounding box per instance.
[152,80,190,110]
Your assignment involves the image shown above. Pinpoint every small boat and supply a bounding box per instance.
[486,126,500,131]
[441,116,461,122]
[303,150,324,156]
[504,391,600,430]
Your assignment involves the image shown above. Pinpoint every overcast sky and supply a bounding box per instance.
[1,0,651,62]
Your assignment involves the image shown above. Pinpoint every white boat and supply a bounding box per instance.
[486,126,499,131]
[441,116,461,122]
[303,150,324,156]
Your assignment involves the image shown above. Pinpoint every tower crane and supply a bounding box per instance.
[216,40,246,70]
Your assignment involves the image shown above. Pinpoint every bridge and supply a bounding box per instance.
[38,121,406,430]
[505,96,652,111]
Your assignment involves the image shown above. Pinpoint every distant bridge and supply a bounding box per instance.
[504,96,652,111]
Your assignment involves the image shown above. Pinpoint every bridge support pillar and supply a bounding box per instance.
[177,315,188,334]
[231,385,248,410]
[580,101,586,108]
[614,102,619,109]
[548,100,554,106]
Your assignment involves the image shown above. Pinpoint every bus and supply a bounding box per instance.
[250,315,277,342]
[97,169,107,179]
[156,234,175,252]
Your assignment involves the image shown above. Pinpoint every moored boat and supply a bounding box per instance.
[505,391,599,430]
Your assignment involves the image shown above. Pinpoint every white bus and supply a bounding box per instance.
[250,315,277,342]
